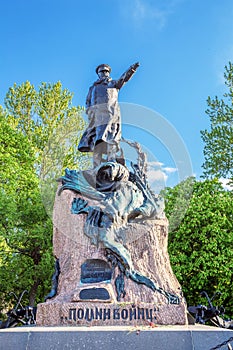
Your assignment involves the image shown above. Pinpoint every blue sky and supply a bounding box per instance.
[1,0,233,188]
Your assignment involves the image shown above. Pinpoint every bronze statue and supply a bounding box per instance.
[78,62,140,167]
[57,63,180,305]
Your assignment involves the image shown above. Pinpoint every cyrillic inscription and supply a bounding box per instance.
[64,306,159,323]
[81,259,112,284]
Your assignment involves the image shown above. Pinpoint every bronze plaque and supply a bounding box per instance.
[81,259,112,284]
[79,288,110,300]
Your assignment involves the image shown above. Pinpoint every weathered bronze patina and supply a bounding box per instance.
[78,62,139,167]
[36,63,188,327]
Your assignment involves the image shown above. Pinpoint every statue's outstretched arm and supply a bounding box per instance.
[116,62,140,89]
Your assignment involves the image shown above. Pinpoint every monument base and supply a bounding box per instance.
[1,325,233,350]
[36,188,188,326]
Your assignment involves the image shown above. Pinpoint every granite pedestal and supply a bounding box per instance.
[1,325,233,350]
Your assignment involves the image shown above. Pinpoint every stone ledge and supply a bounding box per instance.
[1,325,233,350]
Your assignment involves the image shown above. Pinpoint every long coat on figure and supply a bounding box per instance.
[78,63,140,164]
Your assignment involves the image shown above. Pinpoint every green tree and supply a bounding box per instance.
[0,82,88,311]
[201,62,233,182]
[0,110,51,311]
[164,178,233,317]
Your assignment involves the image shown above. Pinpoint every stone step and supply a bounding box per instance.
[1,325,233,350]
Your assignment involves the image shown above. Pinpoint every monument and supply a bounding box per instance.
[36,63,188,326]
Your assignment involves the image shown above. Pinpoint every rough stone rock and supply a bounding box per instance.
[36,186,188,326]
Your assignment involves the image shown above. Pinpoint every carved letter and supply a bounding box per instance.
[121,309,128,320]
[129,308,137,320]
[69,308,76,321]
[113,309,120,320]
[95,307,103,320]
[103,308,111,320]
[85,308,95,322]
[77,308,84,320]
[145,308,153,321]
[137,308,145,320]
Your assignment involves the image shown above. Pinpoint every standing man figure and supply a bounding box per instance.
[78,62,140,167]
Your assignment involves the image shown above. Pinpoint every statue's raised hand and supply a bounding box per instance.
[131,62,140,71]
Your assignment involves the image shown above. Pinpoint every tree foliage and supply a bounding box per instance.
[164,178,233,317]
[201,62,233,181]
[0,82,88,313]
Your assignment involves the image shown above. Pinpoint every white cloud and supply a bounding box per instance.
[162,166,178,173]
[147,161,177,174]
[147,161,178,191]
[132,0,167,28]
[119,0,184,30]
[148,160,164,167]
[147,168,167,182]
[219,178,233,191]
